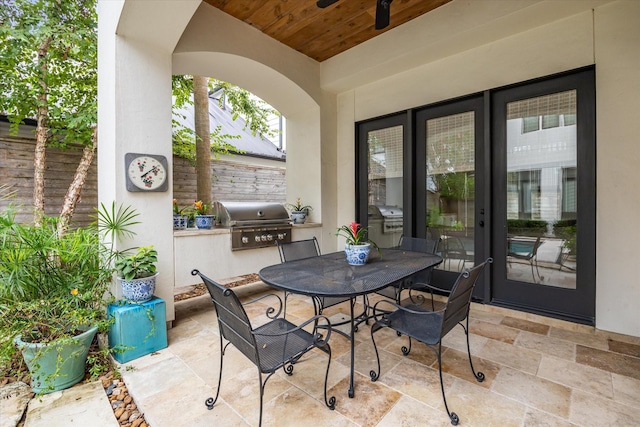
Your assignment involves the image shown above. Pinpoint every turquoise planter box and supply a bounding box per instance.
[108,297,168,363]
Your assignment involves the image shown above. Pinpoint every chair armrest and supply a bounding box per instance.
[242,293,283,319]
[404,281,450,310]
[371,298,444,326]
[406,282,451,295]
[253,314,333,346]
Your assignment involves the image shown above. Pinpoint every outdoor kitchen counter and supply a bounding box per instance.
[173,222,322,287]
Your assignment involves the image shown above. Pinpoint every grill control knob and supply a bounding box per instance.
[277,233,285,240]
[242,236,249,244]
[255,236,261,243]
[261,235,267,242]
[267,234,273,241]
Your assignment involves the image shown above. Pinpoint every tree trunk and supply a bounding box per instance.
[193,76,212,212]
[57,127,97,236]
[33,36,53,226]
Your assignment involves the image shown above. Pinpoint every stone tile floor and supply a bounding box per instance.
[120,282,640,426]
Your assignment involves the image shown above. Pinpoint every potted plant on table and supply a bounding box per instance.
[336,222,380,265]
[193,200,215,229]
[285,197,312,224]
[0,201,138,394]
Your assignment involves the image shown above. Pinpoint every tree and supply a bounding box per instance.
[193,76,212,211]
[0,0,97,233]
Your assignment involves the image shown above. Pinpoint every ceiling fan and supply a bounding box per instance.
[317,0,394,30]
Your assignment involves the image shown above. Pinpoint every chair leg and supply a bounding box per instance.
[320,343,336,410]
[434,342,459,426]
[369,323,383,382]
[205,335,228,411]
[462,318,485,383]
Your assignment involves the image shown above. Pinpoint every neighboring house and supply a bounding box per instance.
[173,88,286,161]
[171,89,286,206]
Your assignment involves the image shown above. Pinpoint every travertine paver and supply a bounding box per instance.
[0,381,31,427]
[24,381,118,427]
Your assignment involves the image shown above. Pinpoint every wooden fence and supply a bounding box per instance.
[0,136,286,227]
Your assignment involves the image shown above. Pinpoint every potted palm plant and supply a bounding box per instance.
[115,245,158,302]
[336,222,380,265]
[285,197,312,224]
[0,201,138,394]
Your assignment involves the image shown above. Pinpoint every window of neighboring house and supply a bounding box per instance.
[542,114,560,129]
[563,113,577,126]
[523,116,539,133]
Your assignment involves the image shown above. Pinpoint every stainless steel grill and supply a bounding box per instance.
[368,205,403,233]
[213,201,292,250]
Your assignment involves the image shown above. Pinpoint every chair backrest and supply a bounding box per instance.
[508,236,541,260]
[398,236,439,286]
[440,258,492,336]
[192,269,259,367]
[277,237,320,262]
[399,235,439,254]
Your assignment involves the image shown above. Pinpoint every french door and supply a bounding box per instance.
[491,68,596,324]
[414,96,489,299]
[356,67,595,324]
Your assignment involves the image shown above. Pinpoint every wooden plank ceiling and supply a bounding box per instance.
[203,0,452,62]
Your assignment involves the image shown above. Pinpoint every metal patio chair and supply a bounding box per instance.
[369,258,493,425]
[192,269,335,427]
[277,237,352,316]
[507,235,543,283]
[375,235,440,304]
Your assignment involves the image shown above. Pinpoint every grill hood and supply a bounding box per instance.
[213,201,291,227]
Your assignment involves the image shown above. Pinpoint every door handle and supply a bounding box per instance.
[479,220,485,227]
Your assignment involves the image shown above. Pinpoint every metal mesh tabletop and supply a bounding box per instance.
[259,249,442,298]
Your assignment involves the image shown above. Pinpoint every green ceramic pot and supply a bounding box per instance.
[14,325,98,394]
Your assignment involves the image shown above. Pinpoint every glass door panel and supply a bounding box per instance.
[505,91,577,289]
[366,125,404,248]
[426,112,475,272]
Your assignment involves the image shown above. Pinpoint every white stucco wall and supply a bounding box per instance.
[327,0,639,336]
[98,0,201,323]
[592,1,640,336]
[172,3,329,248]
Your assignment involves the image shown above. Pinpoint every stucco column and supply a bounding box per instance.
[98,0,198,324]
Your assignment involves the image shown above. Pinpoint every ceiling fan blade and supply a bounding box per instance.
[317,0,340,8]
[375,0,393,30]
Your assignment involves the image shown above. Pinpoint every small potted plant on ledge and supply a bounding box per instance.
[336,222,380,265]
[173,199,190,230]
[193,200,215,229]
[115,245,158,302]
[285,197,312,224]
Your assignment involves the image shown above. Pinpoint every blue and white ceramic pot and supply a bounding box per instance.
[344,243,371,266]
[195,215,215,229]
[120,273,158,302]
[290,211,307,224]
[173,214,188,230]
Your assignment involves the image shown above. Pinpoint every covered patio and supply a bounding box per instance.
[117,282,640,426]
[91,4,640,424]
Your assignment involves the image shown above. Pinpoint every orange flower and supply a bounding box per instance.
[193,200,208,215]
[70,288,79,296]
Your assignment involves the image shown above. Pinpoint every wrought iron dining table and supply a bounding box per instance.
[258,248,442,398]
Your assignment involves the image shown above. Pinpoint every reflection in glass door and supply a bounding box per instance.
[426,112,476,273]
[366,125,404,248]
[505,92,577,288]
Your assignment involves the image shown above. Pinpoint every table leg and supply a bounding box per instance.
[349,297,355,398]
